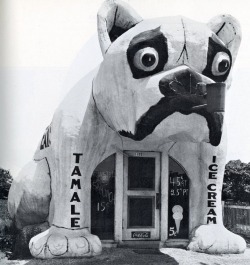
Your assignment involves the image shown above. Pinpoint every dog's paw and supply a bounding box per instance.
[29,226,102,259]
[187,224,246,254]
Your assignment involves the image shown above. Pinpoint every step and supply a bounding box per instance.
[161,239,189,249]
[118,241,161,249]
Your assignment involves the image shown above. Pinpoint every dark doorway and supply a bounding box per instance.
[168,157,189,239]
[91,154,115,240]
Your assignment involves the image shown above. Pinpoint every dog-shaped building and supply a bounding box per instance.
[8,0,245,259]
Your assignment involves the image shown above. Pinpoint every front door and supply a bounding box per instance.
[123,151,160,240]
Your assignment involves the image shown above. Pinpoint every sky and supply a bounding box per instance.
[1,0,250,177]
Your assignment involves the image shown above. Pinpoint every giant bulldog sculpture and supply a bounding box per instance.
[8,0,245,259]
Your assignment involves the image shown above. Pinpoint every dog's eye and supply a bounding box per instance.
[133,48,159,71]
[211,52,231,76]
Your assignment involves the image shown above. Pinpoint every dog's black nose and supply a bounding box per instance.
[159,68,202,97]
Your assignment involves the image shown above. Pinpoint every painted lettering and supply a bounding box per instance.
[209,172,217,179]
[71,218,80,228]
[40,125,51,150]
[207,209,216,216]
[208,164,218,171]
[71,166,82,176]
[70,153,83,228]
[73,153,83,163]
[208,200,216,207]
[70,192,81,202]
[97,202,106,212]
[207,184,216,191]
[207,216,217,224]
[183,189,188,195]
[71,205,80,215]
[70,179,81,189]
[208,192,217,200]
[92,179,114,203]
[207,156,217,224]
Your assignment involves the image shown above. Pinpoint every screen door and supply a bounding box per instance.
[123,151,160,240]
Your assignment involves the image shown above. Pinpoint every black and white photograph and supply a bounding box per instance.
[0,0,250,264]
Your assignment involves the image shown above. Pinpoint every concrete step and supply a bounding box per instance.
[118,240,161,249]
[161,239,189,249]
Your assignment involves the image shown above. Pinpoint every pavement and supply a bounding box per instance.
[1,247,250,265]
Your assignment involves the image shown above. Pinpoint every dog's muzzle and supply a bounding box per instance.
[119,66,225,146]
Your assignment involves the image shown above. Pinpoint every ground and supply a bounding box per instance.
[1,199,250,264]
[0,247,250,265]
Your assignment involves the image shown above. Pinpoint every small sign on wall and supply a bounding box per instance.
[131,231,151,239]
[168,158,189,239]
[91,155,115,240]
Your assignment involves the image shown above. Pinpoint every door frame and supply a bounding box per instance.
[122,151,161,241]
[114,151,180,244]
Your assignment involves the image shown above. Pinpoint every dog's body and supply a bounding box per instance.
[8,0,245,259]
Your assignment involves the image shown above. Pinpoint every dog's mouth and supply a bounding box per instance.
[119,69,225,146]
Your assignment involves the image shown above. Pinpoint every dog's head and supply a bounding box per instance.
[93,0,241,146]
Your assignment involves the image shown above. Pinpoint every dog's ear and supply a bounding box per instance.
[207,14,241,65]
[97,0,142,55]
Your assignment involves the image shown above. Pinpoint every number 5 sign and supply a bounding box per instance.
[169,227,177,237]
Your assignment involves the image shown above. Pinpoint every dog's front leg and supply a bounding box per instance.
[169,132,246,254]
[29,97,119,259]
[187,138,246,254]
